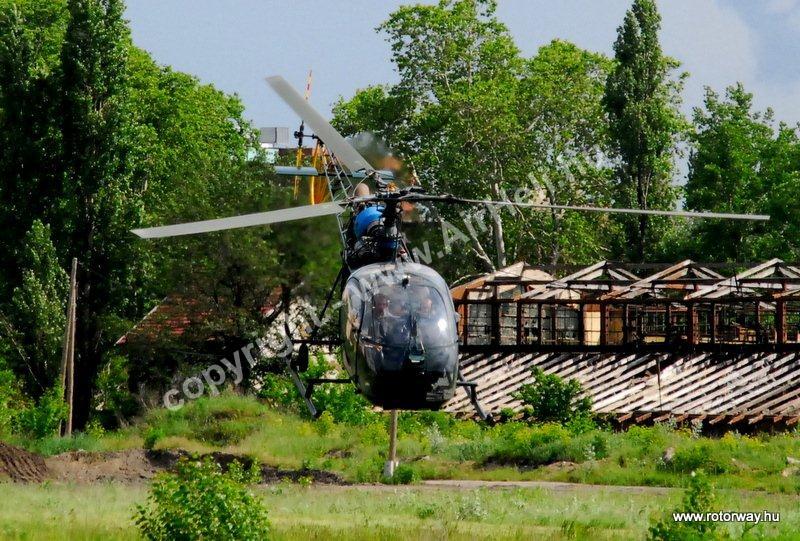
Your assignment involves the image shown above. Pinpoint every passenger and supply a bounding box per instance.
[415,292,446,344]
[372,293,389,318]
[371,293,391,340]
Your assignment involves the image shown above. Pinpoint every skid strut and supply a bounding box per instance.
[457,370,491,422]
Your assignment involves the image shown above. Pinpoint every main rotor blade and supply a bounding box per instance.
[466,199,771,221]
[132,202,345,239]
[358,194,770,221]
[266,75,373,174]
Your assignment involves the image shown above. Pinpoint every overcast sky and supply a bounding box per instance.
[125,1,800,131]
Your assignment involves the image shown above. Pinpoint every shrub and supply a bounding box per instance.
[649,471,730,540]
[515,368,593,426]
[662,442,730,475]
[134,457,270,541]
[259,354,376,425]
[384,464,419,485]
[15,385,67,438]
[314,410,335,435]
[143,427,165,450]
[625,425,673,459]
[197,419,255,446]
[0,360,25,436]
[93,354,139,426]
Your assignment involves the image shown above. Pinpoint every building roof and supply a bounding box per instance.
[450,261,553,301]
[446,350,800,427]
[519,260,638,300]
[115,292,280,347]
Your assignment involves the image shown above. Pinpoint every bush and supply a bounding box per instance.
[515,368,593,426]
[384,464,419,485]
[143,427,165,450]
[15,385,67,438]
[134,457,270,541]
[649,471,730,540]
[258,354,376,425]
[662,442,731,475]
[486,423,608,466]
[0,360,25,436]
[93,354,139,426]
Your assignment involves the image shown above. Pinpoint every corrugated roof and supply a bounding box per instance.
[446,350,800,425]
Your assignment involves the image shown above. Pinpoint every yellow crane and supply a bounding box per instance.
[293,70,329,205]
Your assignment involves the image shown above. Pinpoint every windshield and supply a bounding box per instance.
[362,284,455,348]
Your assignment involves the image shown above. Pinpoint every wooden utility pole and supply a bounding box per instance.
[60,258,78,436]
[383,410,399,478]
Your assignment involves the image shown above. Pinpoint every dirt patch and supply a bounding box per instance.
[46,449,167,483]
[324,448,353,459]
[0,442,49,483]
[45,448,347,485]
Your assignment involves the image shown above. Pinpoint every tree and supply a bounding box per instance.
[56,0,144,427]
[378,0,523,271]
[0,0,67,296]
[0,0,322,425]
[333,4,616,275]
[516,40,614,265]
[685,83,800,261]
[9,221,68,396]
[603,0,685,261]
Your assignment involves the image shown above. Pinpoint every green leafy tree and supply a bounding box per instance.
[377,0,523,271]
[0,0,67,295]
[55,0,147,428]
[516,40,615,265]
[8,221,68,395]
[334,4,615,274]
[603,0,685,261]
[684,83,800,261]
[0,0,336,424]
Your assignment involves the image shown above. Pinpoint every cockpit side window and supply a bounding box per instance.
[343,282,364,341]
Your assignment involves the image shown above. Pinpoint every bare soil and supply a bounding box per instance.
[0,443,346,485]
[0,442,48,482]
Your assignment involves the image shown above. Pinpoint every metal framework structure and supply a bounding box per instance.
[446,260,800,427]
[454,259,800,353]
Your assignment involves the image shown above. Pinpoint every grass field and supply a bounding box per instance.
[7,392,800,539]
[3,480,800,540]
[14,392,800,493]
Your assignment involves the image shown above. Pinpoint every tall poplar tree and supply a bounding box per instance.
[603,0,684,261]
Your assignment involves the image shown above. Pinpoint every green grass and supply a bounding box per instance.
[3,480,800,540]
[13,392,800,492]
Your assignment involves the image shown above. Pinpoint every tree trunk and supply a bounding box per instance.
[636,171,647,262]
[490,183,507,268]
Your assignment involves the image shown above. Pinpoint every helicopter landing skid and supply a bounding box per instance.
[457,371,492,423]
[284,348,350,419]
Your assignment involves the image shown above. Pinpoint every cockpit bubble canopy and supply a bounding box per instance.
[345,263,458,349]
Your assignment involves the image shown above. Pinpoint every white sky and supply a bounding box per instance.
[125,1,800,130]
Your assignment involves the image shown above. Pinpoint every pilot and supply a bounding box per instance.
[415,291,446,344]
[372,293,390,318]
[371,293,390,338]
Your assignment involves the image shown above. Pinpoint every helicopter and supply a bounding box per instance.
[132,75,770,418]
